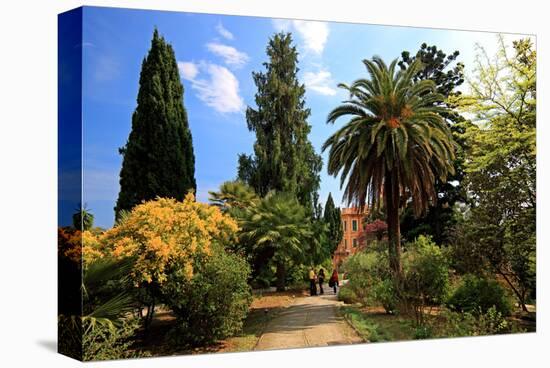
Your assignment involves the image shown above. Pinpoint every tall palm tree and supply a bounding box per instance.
[323,56,455,277]
[240,192,312,291]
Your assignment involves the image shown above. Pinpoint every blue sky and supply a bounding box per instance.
[80,6,528,229]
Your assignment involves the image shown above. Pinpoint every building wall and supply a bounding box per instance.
[332,207,368,269]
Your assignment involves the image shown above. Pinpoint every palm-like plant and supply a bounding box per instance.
[240,192,312,291]
[59,257,136,359]
[323,56,455,277]
[82,257,136,332]
[73,203,94,231]
[209,180,259,213]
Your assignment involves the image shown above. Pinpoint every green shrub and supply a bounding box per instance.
[371,279,397,314]
[286,263,309,289]
[401,235,450,325]
[338,284,358,304]
[342,250,391,306]
[251,265,275,289]
[82,318,149,361]
[446,274,512,316]
[413,325,434,340]
[436,306,510,337]
[164,247,252,346]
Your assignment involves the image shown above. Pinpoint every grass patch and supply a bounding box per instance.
[341,306,416,342]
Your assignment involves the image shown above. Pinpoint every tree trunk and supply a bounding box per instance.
[385,173,402,278]
[498,269,529,312]
[144,291,156,332]
[275,261,286,292]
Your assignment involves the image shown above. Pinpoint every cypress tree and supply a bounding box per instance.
[323,193,343,255]
[238,32,322,211]
[115,29,196,219]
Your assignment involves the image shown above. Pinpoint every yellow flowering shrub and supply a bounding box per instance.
[101,194,239,285]
[58,227,82,264]
[59,227,108,266]
[82,230,105,265]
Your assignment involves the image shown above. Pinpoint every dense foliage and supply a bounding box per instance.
[105,195,238,285]
[82,318,149,361]
[237,32,322,212]
[115,29,196,219]
[401,236,450,325]
[450,37,536,311]
[164,246,252,346]
[447,274,512,316]
[324,56,455,277]
[103,195,239,330]
[240,192,312,290]
[323,193,343,255]
[398,43,468,244]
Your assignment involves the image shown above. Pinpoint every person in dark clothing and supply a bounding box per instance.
[329,269,339,294]
[318,268,325,295]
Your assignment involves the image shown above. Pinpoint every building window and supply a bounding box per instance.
[352,219,358,232]
[353,238,357,247]
[343,220,347,232]
[344,239,348,249]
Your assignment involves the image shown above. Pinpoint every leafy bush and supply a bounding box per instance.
[446,274,512,316]
[103,194,239,286]
[82,318,149,361]
[338,284,358,304]
[401,235,450,324]
[342,250,391,306]
[100,195,240,328]
[371,279,397,314]
[164,247,252,346]
[286,263,309,289]
[413,325,434,340]
[436,306,510,337]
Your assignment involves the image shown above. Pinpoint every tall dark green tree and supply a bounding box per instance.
[115,29,195,218]
[323,193,343,256]
[398,44,468,244]
[238,32,322,212]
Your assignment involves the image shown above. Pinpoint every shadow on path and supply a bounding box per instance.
[254,294,362,351]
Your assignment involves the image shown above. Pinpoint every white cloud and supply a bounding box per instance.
[94,55,119,81]
[179,60,244,114]
[206,42,249,68]
[216,22,234,40]
[303,69,337,96]
[272,19,329,55]
[292,20,329,55]
[178,61,199,80]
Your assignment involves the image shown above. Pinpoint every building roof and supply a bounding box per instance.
[341,207,369,216]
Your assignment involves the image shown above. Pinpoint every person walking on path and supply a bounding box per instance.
[309,268,317,296]
[329,269,339,294]
[318,268,325,295]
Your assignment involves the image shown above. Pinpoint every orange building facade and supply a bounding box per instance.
[332,207,369,269]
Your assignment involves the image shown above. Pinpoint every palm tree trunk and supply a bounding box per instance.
[275,261,286,292]
[385,173,402,278]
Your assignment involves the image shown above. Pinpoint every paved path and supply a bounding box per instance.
[254,293,363,351]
